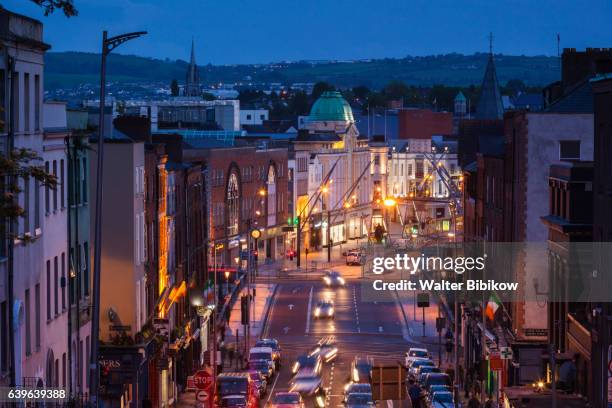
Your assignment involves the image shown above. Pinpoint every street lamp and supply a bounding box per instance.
[90,29,146,406]
[225,270,230,295]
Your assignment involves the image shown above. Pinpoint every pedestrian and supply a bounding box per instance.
[228,345,235,368]
[468,393,481,408]
[484,398,494,408]
[408,379,422,408]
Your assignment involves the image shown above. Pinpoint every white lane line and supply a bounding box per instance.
[265,371,281,404]
[305,286,314,334]
[352,285,360,333]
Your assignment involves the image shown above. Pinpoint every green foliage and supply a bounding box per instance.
[311,82,335,101]
[30,0,77,17]
[44,52,560,92]
[0,148,57,238]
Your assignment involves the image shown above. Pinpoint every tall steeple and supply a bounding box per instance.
[475,33,504,120]
[185,38,201,97]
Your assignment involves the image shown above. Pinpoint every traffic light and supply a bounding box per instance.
[411,224,418,235]
[240,295,249,325]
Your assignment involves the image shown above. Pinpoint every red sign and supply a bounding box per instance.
[193,369,214,390]
[489,357,503,371]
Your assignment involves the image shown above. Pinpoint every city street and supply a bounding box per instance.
[255,262,442,407]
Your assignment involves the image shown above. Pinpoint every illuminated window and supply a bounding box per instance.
[227,172,240,236]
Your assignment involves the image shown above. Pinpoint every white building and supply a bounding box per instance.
[294,91,373,249]
[240,109,269,126]
[386,136,461,234]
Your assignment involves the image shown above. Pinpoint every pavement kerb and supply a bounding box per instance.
[259,283,279,340]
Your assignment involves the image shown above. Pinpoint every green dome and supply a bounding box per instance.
[308,91,354,122]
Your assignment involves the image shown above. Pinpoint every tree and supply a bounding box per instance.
[383,80,410,101]
[352,85,370,101]
[170,79,179,97]
[288,91,310,116]
[0,148,57,240]
[311,82,335,100]
[29,0,78,17]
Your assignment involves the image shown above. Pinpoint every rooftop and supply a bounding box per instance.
[308,91,354,123]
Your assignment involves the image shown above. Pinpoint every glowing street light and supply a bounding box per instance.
[383,198,397,207]
[258,188,267,197]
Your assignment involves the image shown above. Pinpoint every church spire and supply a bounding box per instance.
[475,32,504,120]
[185,37,201,97]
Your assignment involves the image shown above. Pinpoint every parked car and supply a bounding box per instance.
[405,347,432,366]
[417,366,441,384]
[313,299,334,319]
[219,395,248,407]
[408,359,435,377]
[427,390,455,408]
[247,370,267,398]
[346,250,363,265]
[344,392,374,407]
[267,391,304,408]
[248,346,275,373]
[422,373,452,393]
[248,359,273,380]
[255,338,282,368]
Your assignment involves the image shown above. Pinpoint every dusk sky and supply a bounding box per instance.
[3,0,612,64]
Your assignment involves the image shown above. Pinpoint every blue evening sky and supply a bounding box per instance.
[3,0,611,64]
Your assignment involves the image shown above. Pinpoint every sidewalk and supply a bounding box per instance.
[176,283,278,407]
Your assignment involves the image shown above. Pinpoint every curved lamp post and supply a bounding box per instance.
[90,30,146,407]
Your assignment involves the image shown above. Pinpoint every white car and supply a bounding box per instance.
[346,250,363,265]
[405,347,432,366]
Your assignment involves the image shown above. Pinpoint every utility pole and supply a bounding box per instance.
[296,216,301,268]
[327,209,331,263]
[90,30,146,407]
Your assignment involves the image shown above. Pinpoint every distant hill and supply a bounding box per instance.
[44,51,560,91]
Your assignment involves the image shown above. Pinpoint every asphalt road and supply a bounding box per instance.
[261,277,415,407]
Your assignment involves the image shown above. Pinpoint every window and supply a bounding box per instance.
[61,253,66,311]
[24,73,30,132]
[559,140,580,160]
[24,177,30,234]
[81,158,88,203]
[34,179,40,230]
[35,75,40,130]
[62,353,66,387]
[12,72,19,131]
[0,301,7,371]
[46,260,51,320]
[25,288,31,355]
[83,242,89,297]
[60,159,65,208]
[35,284,40,350]
[408,163,413,177]
[246,114,252,120]
[52,160,58,211]
[374,155,380,166]
[260,114,265,120]
[54,256,59,316]
[45,161,50,214]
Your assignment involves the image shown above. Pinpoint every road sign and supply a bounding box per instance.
[500,346,513,360]
[417,293,430,308]
[196,390,210,402]
[193,369,213,391]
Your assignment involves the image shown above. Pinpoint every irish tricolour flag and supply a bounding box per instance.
[485,292,502,320]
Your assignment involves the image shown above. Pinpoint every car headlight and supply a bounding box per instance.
[314,308,321,317]
[328,308,334,316]
[352,368,359,382]
[323,276,331,284]
[292,362,299,373]
[338,277,345,285]
[316,395,325,407]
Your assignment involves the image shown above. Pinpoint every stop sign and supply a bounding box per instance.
[193,369,213,390]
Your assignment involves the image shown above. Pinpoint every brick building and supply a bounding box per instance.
[397,108,453,139]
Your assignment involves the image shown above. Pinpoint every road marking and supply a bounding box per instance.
[305,286,314,334]
[283,326,290,334]
[263,285,280,339]
[265,370,281,404]
[378,326,384,332]
[289,304,294,310]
